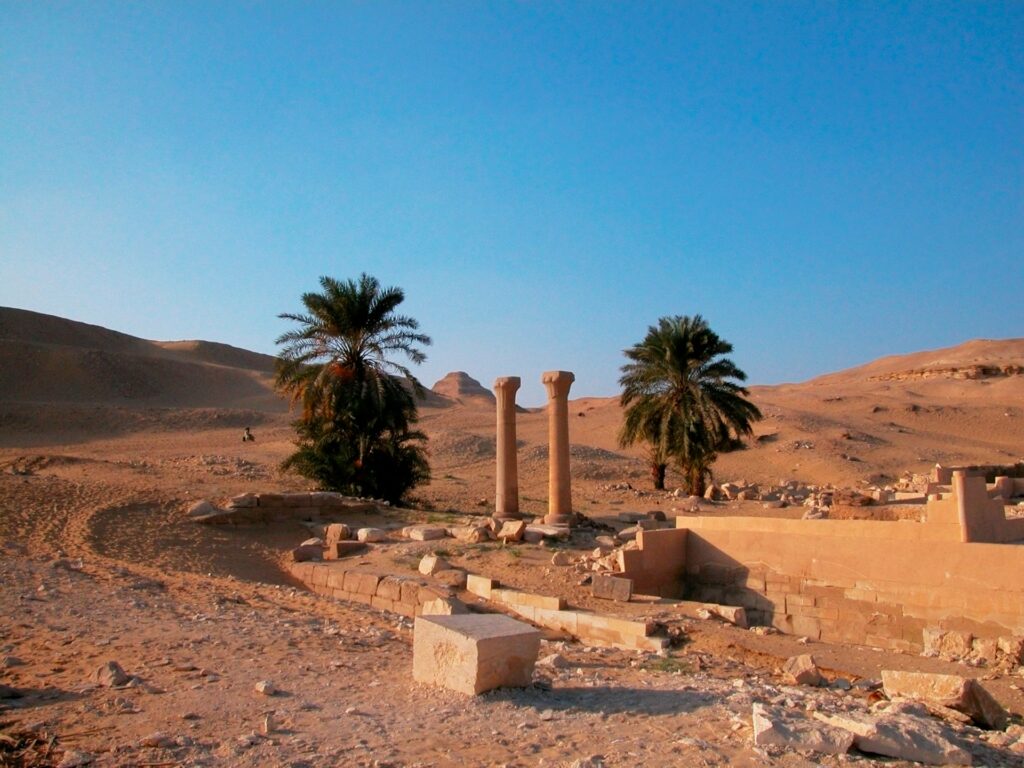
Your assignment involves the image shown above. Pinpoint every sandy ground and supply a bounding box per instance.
[1,423,1023,767]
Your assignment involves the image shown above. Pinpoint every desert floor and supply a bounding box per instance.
[2,412,1023,768]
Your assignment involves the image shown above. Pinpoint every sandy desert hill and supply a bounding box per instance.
[1,306,1021,493]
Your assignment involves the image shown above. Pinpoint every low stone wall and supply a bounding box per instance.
[290,561,450,617]
[679,515,1024,653]
[467,575,668,652]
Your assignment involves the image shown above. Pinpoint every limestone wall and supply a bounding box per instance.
[678,514,1024,653]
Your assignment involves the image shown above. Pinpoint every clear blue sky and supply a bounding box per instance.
[2,3,1021,405]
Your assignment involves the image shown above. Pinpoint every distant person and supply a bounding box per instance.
[242,427,255,443]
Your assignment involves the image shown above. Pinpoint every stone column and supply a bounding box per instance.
[542,370,575,526]
[493,376,521,520]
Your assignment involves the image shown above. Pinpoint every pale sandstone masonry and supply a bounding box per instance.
[541,370,574,526]
[413,614,541,695]
[493,376,522,520]
[678,511,1024,653]
[466,575,667,652]
[289,561,450,618]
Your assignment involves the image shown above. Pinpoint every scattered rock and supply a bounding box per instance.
[550,551,572,566]
[139,732,176,748]
[254,680,277,696]
[783,654,825,687]
[537,653,571,669]
[92,661,130,688]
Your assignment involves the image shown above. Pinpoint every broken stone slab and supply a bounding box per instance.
[497,520,527,542]
[418,554,449,576]
[783,654,825,687]
[405,525,449,542]
[228,493,258,508]
[592,574,633,602]
[815,707,971,765]
[413,614,542,695]
[356,528,387,543]
[751,703,853,755]
[881,669,1008,730]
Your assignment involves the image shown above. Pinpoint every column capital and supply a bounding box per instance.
[542,370,575,398]
[493,376,521,394]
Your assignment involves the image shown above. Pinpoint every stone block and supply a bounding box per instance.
[816,706,971,765]
[326,569,348,590]
[283,493,312,507]
[311,491,347,507]
[357,528,387,543]
[228,493,258,508]
[258,493,284,507]
[413,614,541,695]
[292,543,322,562]
[592,574,633,602]
[419,554,450,576]
[400,580,422,605]
[323,541,366,560]
[324,523,351,545]
[371,595,396,613]
[466,574,496,599]
[490,589,565,611]
[406,525,449,541]
[376,576,405,602]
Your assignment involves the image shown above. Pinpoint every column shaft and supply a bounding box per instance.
[493,377,521,519]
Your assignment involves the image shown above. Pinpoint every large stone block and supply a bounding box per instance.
[881,670,1008,730]
[592,574,633,602]
[413,614,541,695]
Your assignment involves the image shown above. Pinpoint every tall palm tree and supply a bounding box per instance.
[618,315,761,495]
[275,274,432,501]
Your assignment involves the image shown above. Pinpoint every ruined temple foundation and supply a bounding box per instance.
[493,376,521,520]
[542,370,574,527]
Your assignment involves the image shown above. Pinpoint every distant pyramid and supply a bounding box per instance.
[431,372,496,404]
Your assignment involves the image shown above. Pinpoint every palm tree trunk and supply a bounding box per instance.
[651,462,667,490]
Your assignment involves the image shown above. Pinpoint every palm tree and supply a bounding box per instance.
[275,274,432,501]
[618,315,761,495]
